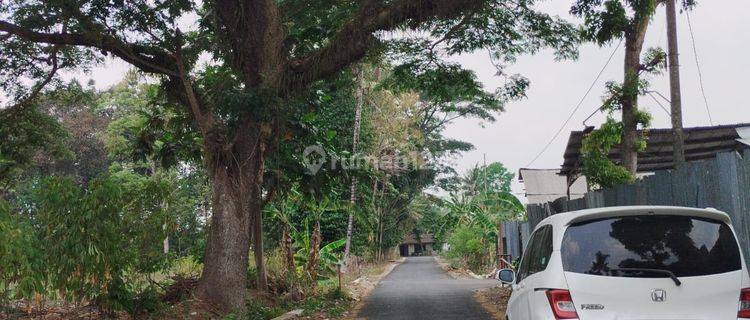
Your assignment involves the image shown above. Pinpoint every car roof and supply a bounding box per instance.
[537,206,732,230]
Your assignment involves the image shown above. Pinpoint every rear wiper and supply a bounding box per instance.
[609,268,682,286]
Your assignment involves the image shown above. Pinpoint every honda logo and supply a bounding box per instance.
[651,289,667,302]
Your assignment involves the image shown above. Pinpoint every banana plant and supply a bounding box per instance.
[267,190,301,278]
[300,194,341,285]
[292,222,346,281]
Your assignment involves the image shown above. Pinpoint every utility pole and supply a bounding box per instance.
[667,0,686,167]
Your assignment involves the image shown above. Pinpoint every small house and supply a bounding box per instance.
[398,233,435,256]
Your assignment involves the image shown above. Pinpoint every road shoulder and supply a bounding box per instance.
[474,286,511,320]
[346,258,405,319]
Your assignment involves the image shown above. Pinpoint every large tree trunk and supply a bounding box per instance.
[197,167,252,313]
[196,123,270,313]
[621,19,651,175]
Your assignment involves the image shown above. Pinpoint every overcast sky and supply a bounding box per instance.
[443,0,750,199]
[71,1,749,200]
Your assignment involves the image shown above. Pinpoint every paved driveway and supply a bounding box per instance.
[356,257,498,320]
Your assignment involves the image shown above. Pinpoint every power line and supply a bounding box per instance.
[525,39,623,168]
[686,10,714,125]
[646,91,672,116]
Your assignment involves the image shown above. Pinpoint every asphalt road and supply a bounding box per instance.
[357,257,498,320]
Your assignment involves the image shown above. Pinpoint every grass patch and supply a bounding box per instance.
[245,299,285,320]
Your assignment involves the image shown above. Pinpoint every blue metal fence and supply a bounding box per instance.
[503,151,750,267]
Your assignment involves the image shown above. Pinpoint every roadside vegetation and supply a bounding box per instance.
[0,66,526,319]
[0,0,583,318]
[420,163,525,275]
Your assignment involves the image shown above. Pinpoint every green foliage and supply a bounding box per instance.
[641,47,668,75]
[580,45,662,188]
[0,168,198,312]
[0,200,44,302]
[299,292,351,318]
[570,0,670,189]
[0,105,69,185]
[571,0,629,44]
[102,74,203,169]
[292,225,346,279]
[445,226,488,273]
[29,175,171,310]
[0,0,590,314]
[418,162,524,272]
[462,162,515,196]
[580,118,634,188]
[571,0,665,44]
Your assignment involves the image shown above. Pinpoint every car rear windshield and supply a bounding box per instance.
[561,214,741,277]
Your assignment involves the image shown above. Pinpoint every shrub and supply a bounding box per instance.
[445,226,490,273]
[28,176,175,311]
[0,200,44,303]
[169,256,203,279]
[0,172,184,313]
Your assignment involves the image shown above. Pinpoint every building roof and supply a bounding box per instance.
[402,233,434,245]
[561,123,750,176]
[518,168,587,204]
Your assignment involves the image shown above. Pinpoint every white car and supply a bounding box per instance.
[497,206,750,320]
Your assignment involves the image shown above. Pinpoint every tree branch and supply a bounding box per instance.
[1,45,60,116]
[285,0,485,93]
[0,20,178,76]
[174,44,215,137]
[428,11,476,54]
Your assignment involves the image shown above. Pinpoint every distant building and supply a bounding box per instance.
[399,233,435,256]
[519,168,587,204]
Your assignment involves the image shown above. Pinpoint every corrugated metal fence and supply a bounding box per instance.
[503,151,750,267]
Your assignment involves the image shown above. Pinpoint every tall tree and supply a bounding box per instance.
[462,162,514,197]
[572,0,664,174]
[0,0,577,312]
[343,66,365,266]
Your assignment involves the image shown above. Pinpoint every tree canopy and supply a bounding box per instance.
[0,0,581,313]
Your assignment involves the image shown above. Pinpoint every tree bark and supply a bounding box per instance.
[195,121,270,313]
[621,18,651,175]
[196,166,252,313]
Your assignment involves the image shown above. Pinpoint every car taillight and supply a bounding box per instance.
[739,288,750,318]
[546,289,579,319]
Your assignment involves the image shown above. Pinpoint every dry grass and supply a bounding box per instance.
[473,286,512,320]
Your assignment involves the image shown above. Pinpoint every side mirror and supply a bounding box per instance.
[497,269,515,284]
